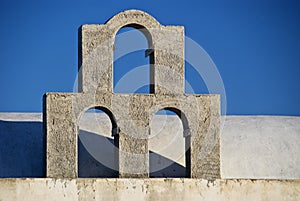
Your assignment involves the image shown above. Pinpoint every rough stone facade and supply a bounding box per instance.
[44,10,220,179]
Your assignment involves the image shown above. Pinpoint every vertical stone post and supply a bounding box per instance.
[190,95,221,179]
[153,27,185,95]
[118,133,149,178]
[44,93,78,178]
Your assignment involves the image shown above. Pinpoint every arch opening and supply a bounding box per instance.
[113,24,154,94]
[78,107,119,178]
[149,108,191,178]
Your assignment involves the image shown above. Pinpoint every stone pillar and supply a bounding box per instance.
[112,94,152,178]
[44,93,77,178]
[153,26,185,95]
[118,133,149,178]
[190,95,221,179]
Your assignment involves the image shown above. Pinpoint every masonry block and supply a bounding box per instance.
[44,10,220,179]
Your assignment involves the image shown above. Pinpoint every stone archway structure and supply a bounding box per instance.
[44,9,220,179]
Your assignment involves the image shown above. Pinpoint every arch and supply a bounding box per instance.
[162,107,190,135]
[108,10,159,49]
[149,107,191,177]
[78,106,119,178]
[77,106,119,136]
[120,23,153,48]
[113,23,155,93]
[105,9,160,31]
[150,107,190,136]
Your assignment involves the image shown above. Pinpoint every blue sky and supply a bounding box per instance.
[0,0,299,115]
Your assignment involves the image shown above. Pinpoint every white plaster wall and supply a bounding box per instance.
[221,116,300,179]
[0,113,299,179]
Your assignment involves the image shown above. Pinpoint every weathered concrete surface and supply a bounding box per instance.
[0,178,299,201]
[1,113,299,179]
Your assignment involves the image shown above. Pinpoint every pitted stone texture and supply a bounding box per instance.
[190,95,220,179]
[44,10,220,179]
[44,93,78,178]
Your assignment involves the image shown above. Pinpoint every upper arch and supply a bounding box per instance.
[105,10,161,28]
[116,23,153,48]
[106,10,161,46]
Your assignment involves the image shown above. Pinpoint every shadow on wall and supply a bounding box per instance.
[0,120,185,178]
[78,130,186,178]
[0,120,45,177]
[150,152,185,178]
[78,130,118,178]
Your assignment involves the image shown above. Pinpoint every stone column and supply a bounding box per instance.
[190,95,221,179]
[153,26,185,95]
[118,132,149,178]
[44,93,78,178]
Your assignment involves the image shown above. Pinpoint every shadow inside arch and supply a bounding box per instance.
[149,108,191,178]
[79,130,185,178]
[78,130,118,178]
[150,151,186,178]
